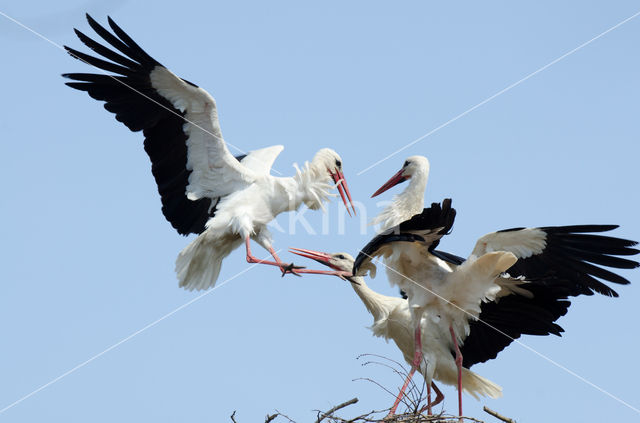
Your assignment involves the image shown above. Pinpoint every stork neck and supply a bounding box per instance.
[373,172,428,230]
[348,275,394,321]
[291,161,332,211]
[401,171,428,209]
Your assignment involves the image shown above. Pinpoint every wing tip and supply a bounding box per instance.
[63,45,83,60]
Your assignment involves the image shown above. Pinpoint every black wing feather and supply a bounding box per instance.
[73,28,141,69]
[107,16,159,66]
[504,225,638,297]
[460,281,572,368]
[64,14,218,235]
[459,225,637,366]
[430,249,465,266]
[65,46,134,76]
[353,199,456,275]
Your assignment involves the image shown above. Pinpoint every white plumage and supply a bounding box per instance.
[362,157,523,416]
[355,156,637,417]
[291,249,503,405]
[370,155,430,231]
[63,15,356,290]
[361,222,514,416]
[472,228,547,258]
[176,149,348,291]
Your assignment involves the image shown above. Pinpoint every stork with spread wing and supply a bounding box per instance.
[63,15,355,290]
[357,165,638,418]
[292,198,637,417]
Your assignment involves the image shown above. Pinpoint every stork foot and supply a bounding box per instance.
[280,263,305,277]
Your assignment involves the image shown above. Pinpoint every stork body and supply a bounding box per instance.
[174,150,347,290]
[366,157,476,416]
[63,15,355,290]
[355,197,638,416]
[290,249,503,414]
[358,199,516,416]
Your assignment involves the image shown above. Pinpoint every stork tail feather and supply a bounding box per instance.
[461,368,503,399]
[176,233,241,291]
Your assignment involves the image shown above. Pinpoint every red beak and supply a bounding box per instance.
[371,168,408,198]
[289,248,356,282]
[330,169,356,217]
[289,248,337,270]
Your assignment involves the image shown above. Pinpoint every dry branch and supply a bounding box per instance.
[265,414,279,423]
[241,355,518,423]
[482,407,515,423]
[315,398,359,423]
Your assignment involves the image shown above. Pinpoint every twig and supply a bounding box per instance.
[361,359,409,381]
[345,409,386,423]
[357,353,410,375]
[483,407,515,423]
[315,397,359,423]
[329,410,485,423]
[230,410,238,423]
[357,352,433,414]
[273,410,296,423]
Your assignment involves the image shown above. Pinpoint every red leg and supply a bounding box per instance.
[268,246,305,275]
[430,382,444,409]
[449,325,463,418]
[267,246,285,266]
[419,383,432,415]
[387,324,422,418]
[419,382,444,415]
[245,237,280,266]
[244,238,303,275]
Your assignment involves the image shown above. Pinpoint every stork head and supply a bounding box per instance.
[311,148,356,216]
[371,155,430,198]
[289,248,354,273]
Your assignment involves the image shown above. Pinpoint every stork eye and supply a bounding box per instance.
[337,254,345,259]
[403,160,410,167]
[335,159,341,168]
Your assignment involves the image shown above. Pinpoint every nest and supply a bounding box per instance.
[230,355,515,423]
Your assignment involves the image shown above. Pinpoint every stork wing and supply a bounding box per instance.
[63,14,257,234]
[460,280,573,368]
[353,199,456,276]
[471,225,639,297]
[420,224,637,366]
[399,247,574,367]
[239,145,284,175]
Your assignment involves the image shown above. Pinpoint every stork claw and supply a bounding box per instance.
[280,263,305,277]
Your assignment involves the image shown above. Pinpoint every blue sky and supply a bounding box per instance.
[1,1,639,422]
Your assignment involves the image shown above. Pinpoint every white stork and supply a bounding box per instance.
[289,248,503,415]
[370,155,430,231]
[351,198,638,417]
[62,15,355,290]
